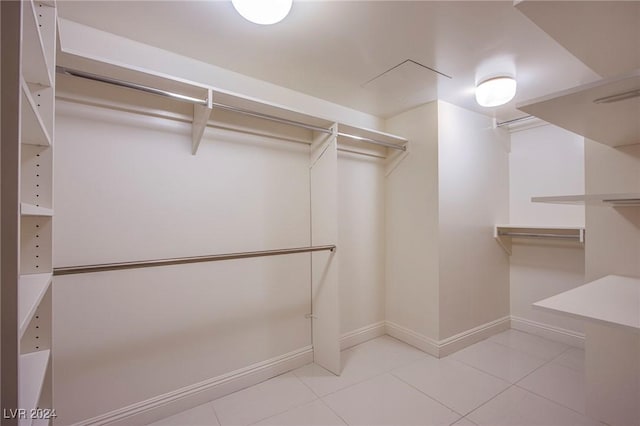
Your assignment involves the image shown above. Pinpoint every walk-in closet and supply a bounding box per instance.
[2,1,638,426]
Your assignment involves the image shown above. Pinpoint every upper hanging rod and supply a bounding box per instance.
[53,245,336,276]
[56,66,407,151]
[495,115,536,128]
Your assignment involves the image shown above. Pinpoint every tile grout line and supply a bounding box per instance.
[208,401,223,426]
[244,373,321,426]
[390,371,466,418]
[317,397,349,425]
[511,344,574,386]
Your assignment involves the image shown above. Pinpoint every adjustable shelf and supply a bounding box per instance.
[494,225,585,255]
[21,203,53,217]
[517,71,640,147]
[18,274,52,339]
[18,350,51,426]
[22,0,53,87]
[532,193,640,207]
[21,80,52,147]
[534,275,640,334]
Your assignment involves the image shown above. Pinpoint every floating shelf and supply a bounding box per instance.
[20,203,53,217]
[494,225,585,255]
[18,350,50,426]
[21,80,52,147]
[532,193,640,207]
[22,0,53,87]
[18,274,52,339]
[534,275,640,334]
[517,71,640,147]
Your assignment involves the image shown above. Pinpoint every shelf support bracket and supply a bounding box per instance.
[494,228,513,256]
[191,88,213,155]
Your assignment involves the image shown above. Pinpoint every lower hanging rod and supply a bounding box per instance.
[498,232,581,240]
[56,66,407,151]
[53,245,336,276]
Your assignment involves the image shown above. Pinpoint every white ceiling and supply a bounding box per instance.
[57,0,604,121]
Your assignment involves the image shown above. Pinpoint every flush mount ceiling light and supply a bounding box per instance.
[232,0,293,25]
[475,76,517,107]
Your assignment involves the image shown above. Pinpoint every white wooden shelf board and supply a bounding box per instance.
[534,275,640,334]
[18,350,50,426]
[494,225,585,255]
[22,0,53,87]
[21,80,52,147]
[517,71,640,147]
[20,203,53,217]
[18,274,52,339]
[532,193,640,207]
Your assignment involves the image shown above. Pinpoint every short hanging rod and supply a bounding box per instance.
[56,66,407,151]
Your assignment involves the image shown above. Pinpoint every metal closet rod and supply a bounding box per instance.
[53,245,336,276]
[56,66,407,151]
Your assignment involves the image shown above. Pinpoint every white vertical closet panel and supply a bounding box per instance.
[309,127,340,374]
[53,97,313,424]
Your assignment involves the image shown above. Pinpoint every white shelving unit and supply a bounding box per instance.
[0,1,58,423]
[494,225,585,255]
[518,3,640,424]
[531,193,640,207]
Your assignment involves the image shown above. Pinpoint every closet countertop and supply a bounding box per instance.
[533,275,640,334]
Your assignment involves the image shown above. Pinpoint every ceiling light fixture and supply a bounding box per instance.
[231,0,293,25]
[475,76,517,107]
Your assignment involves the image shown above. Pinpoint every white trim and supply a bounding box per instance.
[340,321,386,351]
[385,316,510,358]
[385,321,439,357]
[438,316,511,357]
[72,346,313,426]
[510,316,585,348]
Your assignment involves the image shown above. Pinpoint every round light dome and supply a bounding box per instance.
[475,76,517,107]
[232,0,293,25]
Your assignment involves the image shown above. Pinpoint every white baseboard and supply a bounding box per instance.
[510,316,585,348]
[340,321,386,351]
[385,316,510,358]
[385,321,439,357]
[438,316,511,357]
[74,346,313,426]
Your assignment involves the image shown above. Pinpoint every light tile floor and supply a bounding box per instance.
[148,330,604,426]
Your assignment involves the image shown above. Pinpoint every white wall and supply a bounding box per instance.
[338,151,385,336]
[437,101,510,339]
[385,102,440,342]
[53,96,313,424]
[385,101,509,349]
[509,125,586,341]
